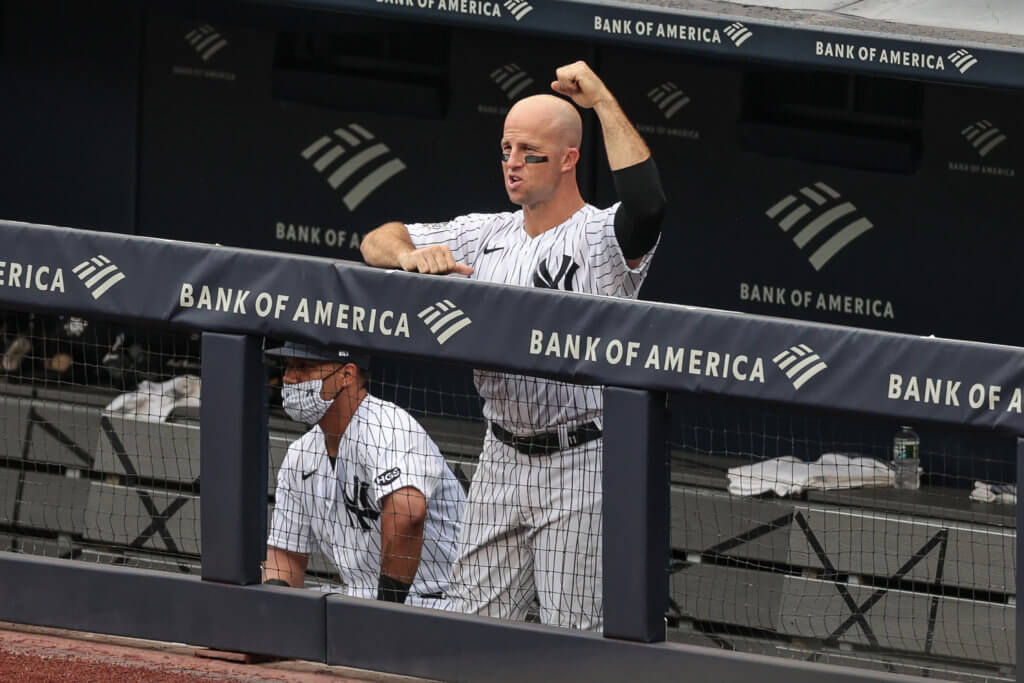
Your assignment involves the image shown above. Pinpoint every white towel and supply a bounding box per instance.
[728,453,895,497]
[969,481,1016,505]
[103,375,201,423]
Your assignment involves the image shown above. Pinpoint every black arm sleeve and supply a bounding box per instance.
[612,157,667,260]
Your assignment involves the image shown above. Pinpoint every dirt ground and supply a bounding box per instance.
[0,622,430,682]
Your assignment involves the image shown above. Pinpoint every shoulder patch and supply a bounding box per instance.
[375,467,402,487]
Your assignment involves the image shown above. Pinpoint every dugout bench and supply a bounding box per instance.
[0,378,1014,680]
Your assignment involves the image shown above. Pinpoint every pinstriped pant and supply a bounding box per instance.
[448,430,603,631]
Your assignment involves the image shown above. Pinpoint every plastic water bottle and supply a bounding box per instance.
[892,425,920,490]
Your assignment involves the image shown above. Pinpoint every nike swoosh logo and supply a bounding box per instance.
[301,470,316,481]
[483,246,505,255]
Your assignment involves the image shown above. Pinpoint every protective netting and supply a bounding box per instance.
[262,348,605,628]
[668,392,1016,681]
[0,312,202,574]
[2,312,1017,673]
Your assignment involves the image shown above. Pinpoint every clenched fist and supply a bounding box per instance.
[550,61,613,110]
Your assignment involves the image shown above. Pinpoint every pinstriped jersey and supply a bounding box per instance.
[267,394,465,601]
[406,203,658,434]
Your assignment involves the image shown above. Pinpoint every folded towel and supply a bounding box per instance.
[969,481,1016,505]
[103,375,201,423]
[728,453,895,497]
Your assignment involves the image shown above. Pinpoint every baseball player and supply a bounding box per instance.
[262,341,466,609]
[360,62,665,630]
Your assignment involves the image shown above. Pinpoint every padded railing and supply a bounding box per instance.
[0,219,1021,682]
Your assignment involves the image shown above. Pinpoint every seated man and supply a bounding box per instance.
[263,341,465,608]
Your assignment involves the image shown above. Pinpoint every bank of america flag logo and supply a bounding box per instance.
[184,25,228,62]
[961,120,1006,157]
[647,82,690,120]
[418,300,472,345]
[301,125,406,211]
[765,182,873,271]
[503,0,533,21]
[724,22,753,47]
[490,64,534,100]
[773,344,827,390]
[73,255,125,300]
[948,49,978,74]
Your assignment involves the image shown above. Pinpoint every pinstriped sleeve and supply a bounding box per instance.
[364,411,444,505]
[266,442,313,555]
[405,213,493,268]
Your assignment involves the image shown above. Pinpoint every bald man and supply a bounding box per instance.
[361,61,665,631]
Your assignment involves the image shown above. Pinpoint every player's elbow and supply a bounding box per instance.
[359,225,384,262]
[631,195,666,236]
[612,157,667,258]
[361,221,407,264]
[616,204,665,260]
[388,487,427,534]
[402,496,428,533]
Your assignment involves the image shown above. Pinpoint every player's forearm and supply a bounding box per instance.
[594,98,650,171]
[360,222,416,268]
[263,546,309,588]
[380,521,425,583]
[379,486,427,583]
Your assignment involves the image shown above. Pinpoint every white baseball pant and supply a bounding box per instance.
[448,428,603,631]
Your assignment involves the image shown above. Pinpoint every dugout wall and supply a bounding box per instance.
[0,219,1022,680]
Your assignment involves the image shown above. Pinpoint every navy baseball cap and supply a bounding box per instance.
[265,341,370,369]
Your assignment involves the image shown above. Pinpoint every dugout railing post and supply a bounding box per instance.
[602,387,670,642]
[1018,437,1023,669]
[199,332,269,584]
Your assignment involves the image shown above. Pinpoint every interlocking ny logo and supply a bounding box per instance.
[647,82,690,120]
[301,124,406,211]
[765,182,874,271]
[72,255,126,300]
[723,22,753,47]
[418,300,473,345]
[490,64,535,100]
[534,255,580,291]
[184,25,228,62]
[342,475,380,531]
[502,0,533,21]
[961,120,1006,157]
[948,49,978,74]
[773,344,828,390]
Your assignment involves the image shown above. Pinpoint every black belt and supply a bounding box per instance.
[491,421,602,456]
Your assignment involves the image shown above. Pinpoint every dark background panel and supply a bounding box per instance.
[138,10,595,261]
[142,10,277,103]
[593,49,745,315]
[0,0,142,234]
[595,47,1023,347]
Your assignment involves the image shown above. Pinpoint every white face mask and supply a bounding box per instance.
[281,379,335,425]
